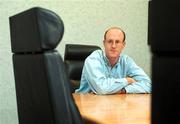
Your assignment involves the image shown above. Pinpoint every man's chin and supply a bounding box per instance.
[109,55,119,59]
[109,53,119,58]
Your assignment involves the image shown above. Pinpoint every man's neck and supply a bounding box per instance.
[109,57,119,67]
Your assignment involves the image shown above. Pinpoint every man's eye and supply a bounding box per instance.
[116,40,120,43]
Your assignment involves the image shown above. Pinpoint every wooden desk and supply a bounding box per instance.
[73,93,151,124]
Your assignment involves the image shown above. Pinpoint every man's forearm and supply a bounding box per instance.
[126,77,136,84]
[119,88,126,94]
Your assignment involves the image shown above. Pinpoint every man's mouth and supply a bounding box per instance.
[110,50,116,52]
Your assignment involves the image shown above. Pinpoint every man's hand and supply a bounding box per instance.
[126,77,136,84]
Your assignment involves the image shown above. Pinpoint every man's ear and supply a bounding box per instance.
[123,41,126,46]
[103,40,105,45]
[122,41,126,49]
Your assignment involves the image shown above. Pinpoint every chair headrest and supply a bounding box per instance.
[9,7,64,53]
[64,44,101,60]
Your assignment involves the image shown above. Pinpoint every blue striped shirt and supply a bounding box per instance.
[75,50,151,94]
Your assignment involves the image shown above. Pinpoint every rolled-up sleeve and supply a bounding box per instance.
[124,57,151,93]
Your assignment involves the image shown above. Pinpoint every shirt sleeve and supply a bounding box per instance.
[124,57,151,93]
[82,56,129,95]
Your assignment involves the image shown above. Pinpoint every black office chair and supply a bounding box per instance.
[64,44,101,92]
[9,7,84,124]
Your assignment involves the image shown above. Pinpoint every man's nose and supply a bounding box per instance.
[112,41,116,48]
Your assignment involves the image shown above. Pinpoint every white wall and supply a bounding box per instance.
[0,0,151,124]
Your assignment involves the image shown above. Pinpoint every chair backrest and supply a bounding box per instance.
[9,7,84,124]
[64,44,101,92]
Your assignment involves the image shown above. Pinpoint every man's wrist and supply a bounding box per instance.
[120,88,126,94]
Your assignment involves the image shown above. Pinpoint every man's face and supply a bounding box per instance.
[103,28,125,60]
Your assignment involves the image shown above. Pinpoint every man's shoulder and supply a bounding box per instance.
[88,49,103,59]
[84,49,103,65]
[120,54,130,60]
[120,54,133,63]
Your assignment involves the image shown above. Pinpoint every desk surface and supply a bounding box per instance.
[73,93,151,124]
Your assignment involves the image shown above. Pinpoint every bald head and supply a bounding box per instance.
[104,27,126,42]
[103,27,126,66]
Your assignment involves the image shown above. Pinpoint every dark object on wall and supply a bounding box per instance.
[9,7,84,124]
[150,1,180,54]
[64,44,101,92]
[148,0,152,45]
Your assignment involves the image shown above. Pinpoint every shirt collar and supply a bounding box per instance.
[102,50,121,68]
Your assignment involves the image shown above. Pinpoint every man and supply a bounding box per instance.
[75,27,151,94]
